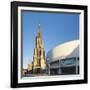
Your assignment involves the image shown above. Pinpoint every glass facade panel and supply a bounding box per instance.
[48,57,79,75]
[60,58,76,66]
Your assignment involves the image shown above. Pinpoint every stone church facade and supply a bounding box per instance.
[27,24,46,74]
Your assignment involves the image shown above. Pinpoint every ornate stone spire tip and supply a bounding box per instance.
[37,23,42,38]
[38,23,40,26]
[38,23,41,29]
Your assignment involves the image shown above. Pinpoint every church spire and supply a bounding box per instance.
[33,23,46,73]
[37,23,42,38]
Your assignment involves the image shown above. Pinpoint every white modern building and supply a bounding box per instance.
[46,40,80,75]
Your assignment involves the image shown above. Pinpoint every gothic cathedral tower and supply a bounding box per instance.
[33,23,46,73]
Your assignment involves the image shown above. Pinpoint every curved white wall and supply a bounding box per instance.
[46,40,80,62]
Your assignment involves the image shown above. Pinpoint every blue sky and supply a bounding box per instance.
[22,11,79,69]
